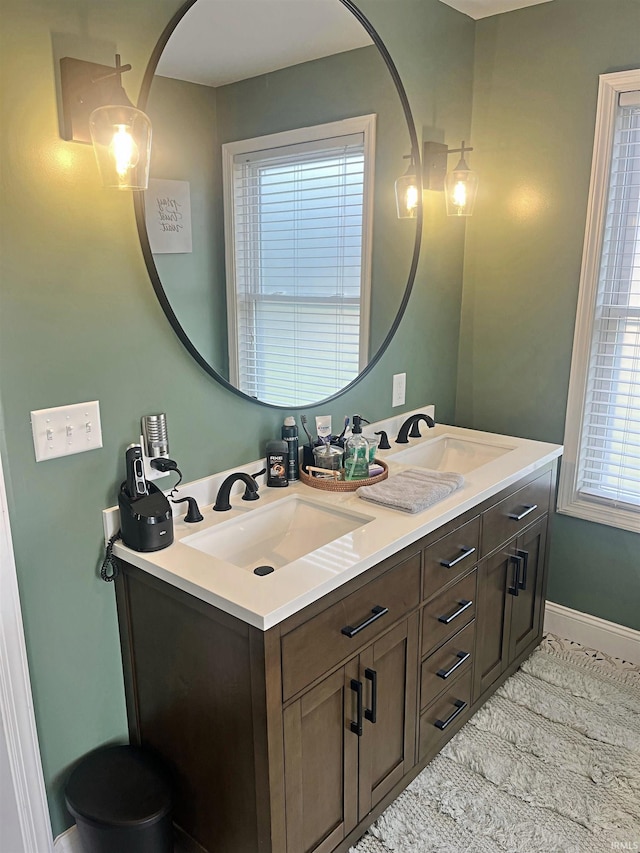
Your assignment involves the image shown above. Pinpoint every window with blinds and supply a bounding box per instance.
[559,72,640,533]
[222,116,375,407]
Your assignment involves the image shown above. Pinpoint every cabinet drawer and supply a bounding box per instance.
[423,516,480,600]
[422,570,476,657]
[481,470,551,557]
[420,620,475,711]
[419,668,472,761]
[281,553,421,702]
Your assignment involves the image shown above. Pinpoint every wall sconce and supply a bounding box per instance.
[60,55,152,190]
[395,153,420,219]
[423,140,478,217]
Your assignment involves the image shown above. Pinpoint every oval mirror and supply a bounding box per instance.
[135,0,421,408]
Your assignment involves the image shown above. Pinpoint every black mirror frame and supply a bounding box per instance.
[133,0,423,410]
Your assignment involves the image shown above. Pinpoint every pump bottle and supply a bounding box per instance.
[344,415,369,481]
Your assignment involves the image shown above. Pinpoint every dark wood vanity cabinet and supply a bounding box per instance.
[473,471,551,702]
[115,462,556,853]
[278,550,420,853]
[283,615,418,853]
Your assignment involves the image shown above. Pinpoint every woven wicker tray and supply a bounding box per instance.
[299,459,388,492]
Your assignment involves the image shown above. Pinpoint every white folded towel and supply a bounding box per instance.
[356,468,464,513]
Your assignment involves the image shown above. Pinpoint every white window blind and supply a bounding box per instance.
[559,72,640,533]
[223,118,374,407]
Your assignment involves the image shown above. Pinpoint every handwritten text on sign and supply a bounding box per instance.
[145,179,192,254]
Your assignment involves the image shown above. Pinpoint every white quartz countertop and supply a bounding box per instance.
[105,413,562,631]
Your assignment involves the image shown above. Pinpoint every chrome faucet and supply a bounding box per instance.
[213,471,262,512]
[395,413,436,444]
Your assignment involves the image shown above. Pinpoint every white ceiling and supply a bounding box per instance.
[157,0,556,87]
[438,0,554,19]
[157,0,372,88]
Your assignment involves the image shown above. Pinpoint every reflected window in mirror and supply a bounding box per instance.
[222,116,375,406]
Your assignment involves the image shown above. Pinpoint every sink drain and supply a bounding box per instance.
[254,565,275,576]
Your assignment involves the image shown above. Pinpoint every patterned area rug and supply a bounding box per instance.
[351,635,640,853]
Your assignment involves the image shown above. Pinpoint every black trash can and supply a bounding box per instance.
[65,745,173,853]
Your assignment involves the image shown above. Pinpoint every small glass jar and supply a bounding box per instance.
[312,444,344,478]
[366,434,380,464]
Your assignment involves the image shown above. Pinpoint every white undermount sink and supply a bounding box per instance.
[389,434,515,474]
[182,495,374,573]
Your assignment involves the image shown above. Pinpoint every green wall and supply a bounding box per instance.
[456,0,640,630]
[148,76,227,371]
[0,0,474,835]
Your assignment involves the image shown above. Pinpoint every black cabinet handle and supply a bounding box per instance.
[435,698,468,730]
[508,504,538,521]
[364,668,377,723]
[350,679,363,736]
[438,599,473,624]
[439,546,476,569]
[437,650,471,679]
[508,554,521,596]
[516,548,529,590]
[342,605,388,638]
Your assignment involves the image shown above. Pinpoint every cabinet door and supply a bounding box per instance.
[283,661,359,853]
[358,616,418,819]
[473,548,513,701]
[509,518,547,662]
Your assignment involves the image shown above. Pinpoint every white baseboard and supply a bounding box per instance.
[544,601,640,665]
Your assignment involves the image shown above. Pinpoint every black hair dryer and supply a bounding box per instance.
[118,445,173,552]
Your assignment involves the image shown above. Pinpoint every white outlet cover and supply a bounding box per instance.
[31,401,103,462]
[392,373,406,407]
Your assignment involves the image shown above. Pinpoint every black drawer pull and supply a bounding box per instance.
[438,599,473,624]
[435,698,468,730]
[439,546,476,569]
[516,548,529,590]
[350,679,363,736]
[342,605,388,638]
[437,650,471,679]
[508,554,522,596]
[508,504,538,521]
[364,668,377,724]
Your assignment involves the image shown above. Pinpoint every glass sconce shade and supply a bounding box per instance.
[89,104,152,190]
[60,56,153,190]
[395,166,419,219]
[444,156,478,216]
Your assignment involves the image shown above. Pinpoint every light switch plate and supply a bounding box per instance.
[392,373,406,407]
[31,401,103,461]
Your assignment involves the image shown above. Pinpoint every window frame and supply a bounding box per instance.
[221,115,375,400]
[557,68,640,534]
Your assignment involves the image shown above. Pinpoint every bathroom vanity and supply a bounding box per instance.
[109,421,561,853]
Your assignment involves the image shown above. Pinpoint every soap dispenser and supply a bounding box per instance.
[344,415,370,481]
